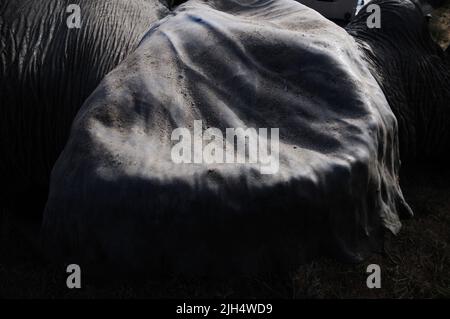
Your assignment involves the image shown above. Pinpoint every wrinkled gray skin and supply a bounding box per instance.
[0,0,170,209]
[3,0,449,275]
[41,0,450,276]
[347,0,450,162]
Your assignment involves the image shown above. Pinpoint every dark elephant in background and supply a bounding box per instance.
[0,0,171,212]
[346,0,450,163]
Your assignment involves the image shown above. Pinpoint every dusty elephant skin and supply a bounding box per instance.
[39,0,435,276]
[0,0,170,213]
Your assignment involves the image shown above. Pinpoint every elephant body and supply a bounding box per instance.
[347,0,450,162]
[0,0,170,208]
[2,0,448,274]
[42,0,416,274]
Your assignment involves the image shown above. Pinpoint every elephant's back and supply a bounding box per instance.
[42,0,410,275]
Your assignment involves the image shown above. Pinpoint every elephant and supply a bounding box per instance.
[39,0,449,275]
[0,0,171,213]
[346,0,450,162]
[1,0,447,275]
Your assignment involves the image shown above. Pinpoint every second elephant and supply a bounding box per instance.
[0,0,171,209]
